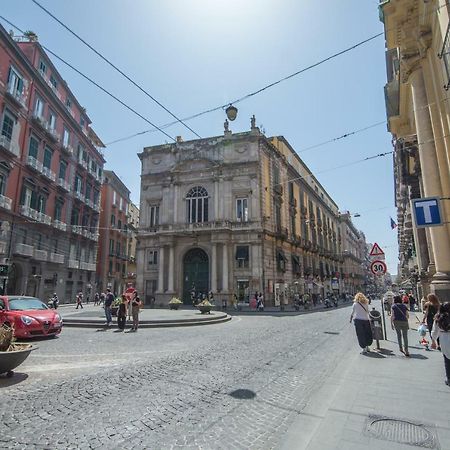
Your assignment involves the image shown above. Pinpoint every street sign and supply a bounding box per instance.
[369,243,385,257]
[370,260,387,276]
[0,264,8,277]
[412,197,442,228]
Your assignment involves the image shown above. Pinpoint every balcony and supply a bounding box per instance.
[80,261,96,271]
[26,155,43,173]
[0,135,20,157]
[49,252,64,264]
[43,122,60,143]
[13,243,33,257]
[61,143,74,156]
[0,194,12,210]
[41,72,63,102]
[68,259,79,269]
[36,212,52,225]
[85,197,93,209]
[73,190,84,202]
[19,205,39,221]
[5,82,27,109]
[42,166,56,182]
[77,156,88,171]
[71,225,84,236]
[57,177,71,192]
[33,249,48,261]
[53,220,67,231]
[86,230,99,241]
[92,201,101,212]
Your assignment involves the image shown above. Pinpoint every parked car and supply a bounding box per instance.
[0,296,63,339]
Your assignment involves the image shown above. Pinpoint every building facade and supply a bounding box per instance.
[0,27,104,302]
[136,120,366,306]
[380,0,450,298]
[96,170,131,294]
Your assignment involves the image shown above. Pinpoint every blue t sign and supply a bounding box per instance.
[412,197,442,228]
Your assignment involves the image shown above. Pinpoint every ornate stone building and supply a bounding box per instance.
[380,0,450,298]
[136,120,366,306]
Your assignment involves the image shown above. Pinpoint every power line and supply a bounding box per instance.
[31,0,201,139]
[0,15,176,143]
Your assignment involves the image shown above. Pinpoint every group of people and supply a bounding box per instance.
[350,291,450,387]
[384,291,416,314]
[103,287,143,332]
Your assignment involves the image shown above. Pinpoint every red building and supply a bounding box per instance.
[0,26,105,302]
[97,170,131,294]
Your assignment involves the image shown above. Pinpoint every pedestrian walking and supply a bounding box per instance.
[423,294,441,340]
[104,288,114,326]
[257,293,264,312]
[51,293,59,309]
[117,295,127,331]
[130,294,142,332]
[349,292,373,354]
[76,292,83,309]
[100,292,106,306]
[408,293,416,312]
[391,295,410,357]
[431,302,450,387]
[94,292,100,305]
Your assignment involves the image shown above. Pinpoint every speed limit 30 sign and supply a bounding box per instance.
[370,260,387,275]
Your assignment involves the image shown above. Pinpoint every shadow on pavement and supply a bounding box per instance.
[0,372,28,388]
[408,353,429,360]
[363,351,385,358]
[376,348,395,356]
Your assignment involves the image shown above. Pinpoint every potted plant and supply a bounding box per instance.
[197,299,213,314]
[111,298,121,317]
[0,325,35,378]
[168,297,182,310]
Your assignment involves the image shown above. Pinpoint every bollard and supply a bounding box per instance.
[369,307,384,350]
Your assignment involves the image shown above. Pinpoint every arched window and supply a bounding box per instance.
[186,186,208,223]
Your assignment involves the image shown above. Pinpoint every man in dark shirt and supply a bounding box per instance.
[104,288,114,326]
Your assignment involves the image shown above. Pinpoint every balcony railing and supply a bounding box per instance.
[0,194,12,210]
[150,220,262,233]
[57,177,71,192]
[43,122,60,143]
[42,166,56,182]
[50,252,65,264]
[73,190,84,201]
[85,198,93,209]
[61,143,74,156]
[33,249,48,261]
[77,156,88,171]
[19,205,39,220]
[13,243,33,257]
[5,82,27,108]
[26,155,43,173]
[80,261,96,271]
[68,259,79,269]
[71,225,84,236]
[40,72,63,102]
[0,135,20,157]
[36,212,52,225]
[53,220,67,231]
[92,201,101,212]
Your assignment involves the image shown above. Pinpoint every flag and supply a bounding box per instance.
[390,217,397,229]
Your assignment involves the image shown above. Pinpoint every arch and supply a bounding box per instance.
[182,248,209,304]
[186,186,209,223]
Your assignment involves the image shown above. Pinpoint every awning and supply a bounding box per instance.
[235,246,249,260]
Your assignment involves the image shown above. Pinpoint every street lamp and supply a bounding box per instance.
[225,104,238,121]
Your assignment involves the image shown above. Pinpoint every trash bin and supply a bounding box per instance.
[369,307,384,349]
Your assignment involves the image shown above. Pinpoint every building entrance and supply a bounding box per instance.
[183,248,209,304]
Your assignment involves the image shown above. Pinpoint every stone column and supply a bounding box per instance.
[222,243,229,293]
[211,243,217,292]
[168,245,174,293]
[214,180,219,221]
[157,246,165,293]
[174,184,179,223]
[410,68,450,293]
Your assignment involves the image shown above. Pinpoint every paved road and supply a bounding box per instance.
[0,304,357,449]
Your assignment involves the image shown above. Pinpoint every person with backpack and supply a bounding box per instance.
[431,302,450,387]
[391,295,410,357]
[104,288,114,326]
[349,292,373,354]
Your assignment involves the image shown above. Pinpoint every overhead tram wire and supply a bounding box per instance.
[31,0,202,139]
[0,16,176,143]
[103,0,450,147]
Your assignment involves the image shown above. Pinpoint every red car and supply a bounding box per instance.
[0,296,63,338]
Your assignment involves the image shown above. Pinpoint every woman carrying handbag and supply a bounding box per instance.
[391,295,410,357]
[349,292,373,354]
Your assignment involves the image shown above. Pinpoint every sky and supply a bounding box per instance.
[1,0,398,273]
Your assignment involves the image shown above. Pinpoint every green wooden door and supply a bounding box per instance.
[183,248,209,304]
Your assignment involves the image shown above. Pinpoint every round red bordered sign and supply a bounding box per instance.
[370,260,387,275]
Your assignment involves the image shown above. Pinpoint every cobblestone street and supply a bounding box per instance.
[0,306,355,449]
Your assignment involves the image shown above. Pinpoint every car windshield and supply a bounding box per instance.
[8,297,48,311]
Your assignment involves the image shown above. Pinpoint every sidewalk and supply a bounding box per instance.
[281,302,449,450]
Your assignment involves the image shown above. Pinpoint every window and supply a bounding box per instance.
[50,74,57,90]
[111,214,116,227]
[186,186,208,223]
[34,96,44,118]
[0,173,6,195]
[28,136,39,158]
[117,219,122,230]
[116,242,121,256]
[37,194,46,214]
[119,197,123,211]
[149,205,159,227]
[147,250,158,267]
[292,255,301,275]
[112,190,117,205]
[109,239,115,255]
[1,110,15,141]
[71,208,79,226]
[235,246,249,268]
[19,184,33,208]
[62,128,70,147]
[275,202,282,232]
[277,249,287,272]
[65,98,71,109]
[39,60,47,75]
[59,160,67,180]
[85,183,92,201]
[48,110,56,130]
[7,67,24,96]
[236,198,248,222]
[54,201,63,221]
[74,175,82,194]
[80,117,85,128]
[43,147,52,169]
[273,164,280,186]
[291,214,296,237]
[108,260,113,275]
[93,189,99,205]
[288,182,294,203]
